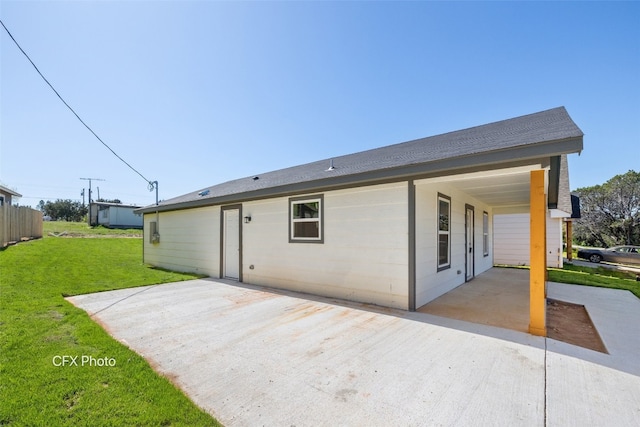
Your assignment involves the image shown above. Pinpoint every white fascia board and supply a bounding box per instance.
[549,208,571,218]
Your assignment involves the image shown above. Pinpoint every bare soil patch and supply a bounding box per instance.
[48,232,141,238]
[547,299,607,353]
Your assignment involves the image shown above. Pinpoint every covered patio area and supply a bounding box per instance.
[417,267,617,354]
[415,161,572,336]
[418,267,530,333]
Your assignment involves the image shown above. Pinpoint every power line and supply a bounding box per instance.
[0,19,156,191]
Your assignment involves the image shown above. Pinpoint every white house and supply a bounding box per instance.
[136,107,583,313]
[0,185,21,207]
[493,155,577,268]
[89,202,143,229]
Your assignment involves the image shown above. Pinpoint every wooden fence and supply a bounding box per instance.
[0,205,43,248]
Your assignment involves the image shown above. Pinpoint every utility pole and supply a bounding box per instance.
[80,178,105,225]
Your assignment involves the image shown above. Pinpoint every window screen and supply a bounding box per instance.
[438,194,451,270]
[290,196,323,242]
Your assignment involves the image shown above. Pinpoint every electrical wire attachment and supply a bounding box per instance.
[1,19,158,196]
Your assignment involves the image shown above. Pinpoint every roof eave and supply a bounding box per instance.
[136,136,583,215]
[0,186,22,197]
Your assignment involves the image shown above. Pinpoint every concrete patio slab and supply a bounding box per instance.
[417,268,530,332]
[67,272,640,426]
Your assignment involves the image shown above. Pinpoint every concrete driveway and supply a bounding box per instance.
[68,274,640,426]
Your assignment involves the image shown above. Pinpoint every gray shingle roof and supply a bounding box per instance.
[139,106,583,213]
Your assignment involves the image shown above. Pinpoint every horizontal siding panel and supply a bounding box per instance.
[143,206,220,277]
[243,182,409,309]
[414,180,493,307]
[494,213,563,267]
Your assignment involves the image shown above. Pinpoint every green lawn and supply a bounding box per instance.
[548,263,640,298]
[0,231,219,425]
[498,263,640,298]
[44,220,143,237]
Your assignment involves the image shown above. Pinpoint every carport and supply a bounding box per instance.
[429,160,572,336]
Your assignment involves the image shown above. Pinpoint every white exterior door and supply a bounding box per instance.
[465,205,474,281]
[223,208,240,280]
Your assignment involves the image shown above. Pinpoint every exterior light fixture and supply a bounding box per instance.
[244,216,251,223]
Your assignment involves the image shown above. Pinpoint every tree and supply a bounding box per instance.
[573,170,640,247]
[41,199,88,222]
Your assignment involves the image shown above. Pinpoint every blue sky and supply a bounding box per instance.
[1,1,638,207]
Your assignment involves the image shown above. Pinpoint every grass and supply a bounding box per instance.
[0,226,219,425]
[548,263,640,298]
[498,263,640,299]
[44,220,142,237]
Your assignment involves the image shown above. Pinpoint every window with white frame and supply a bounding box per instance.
[289,195,323,243]
[483,211,489,256]
[437,193,451,270]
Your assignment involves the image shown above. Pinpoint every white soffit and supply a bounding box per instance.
[417,164,546,208]
[549,208,571,218]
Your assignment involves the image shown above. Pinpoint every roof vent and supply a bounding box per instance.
[253,176,259,180]
[326,159,336,171]
[198,189,210,197]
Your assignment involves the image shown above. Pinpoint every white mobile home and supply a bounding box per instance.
[89,202,143,229]
[137,107,583,312]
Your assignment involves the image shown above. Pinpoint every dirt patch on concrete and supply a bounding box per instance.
[547,299,607,353]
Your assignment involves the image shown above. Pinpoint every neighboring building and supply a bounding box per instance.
[494,211,565,268]
[0,185,42,247]
[89,202,143,228]
[494,155,576,268]
[136,107,583,311]
[0,185,22,207]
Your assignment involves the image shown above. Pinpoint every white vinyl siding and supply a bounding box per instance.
[415,179,493,307]
[243,182,409,309]
[142,176,507,311]
[493,213,563,268]
[98,206,143,228]
[143,206,220,276]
